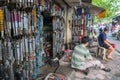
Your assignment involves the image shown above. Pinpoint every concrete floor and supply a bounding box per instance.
[54,49,120,80]
[41,42,120,80]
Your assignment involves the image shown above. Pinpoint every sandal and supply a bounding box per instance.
[102,67,111,72]
[79,68,89,75]
[107,57,113,60]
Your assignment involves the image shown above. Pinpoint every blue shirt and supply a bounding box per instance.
[98,32,107,46]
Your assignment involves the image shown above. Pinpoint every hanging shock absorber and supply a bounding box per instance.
[4,6,15,80]
[33,0,36,5]
[30,0,34,7]
[17,0,22,8]
[8,40,15,80]
[32,9,37,35]
[4,6,10,38]
[0,9,4,39]
[23,10,30,80]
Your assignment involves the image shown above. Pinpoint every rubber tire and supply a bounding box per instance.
[117,36,120,40]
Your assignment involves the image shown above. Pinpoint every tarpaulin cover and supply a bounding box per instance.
[97,10,106,19]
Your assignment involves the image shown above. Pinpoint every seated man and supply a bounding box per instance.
[98,27,115,60]
[71,36,111,75]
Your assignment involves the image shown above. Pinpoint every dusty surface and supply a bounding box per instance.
[41,37,120,80]
[55,48,120,80]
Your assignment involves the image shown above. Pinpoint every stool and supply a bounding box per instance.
[96,39,107,60]
[97,46,107,60]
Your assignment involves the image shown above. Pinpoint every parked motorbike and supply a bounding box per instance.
[112,29,118,37]
[117,30,120,40]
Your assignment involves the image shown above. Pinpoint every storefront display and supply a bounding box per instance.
[72,7,93,44]
[0,0,65,79]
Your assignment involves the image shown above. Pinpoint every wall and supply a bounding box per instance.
[54,0,74,44]
[64,7,74,43]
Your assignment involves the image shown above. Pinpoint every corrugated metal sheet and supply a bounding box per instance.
[64,0,79,3]
[82,0,92,3]
[64,0,106,16]
[54,0,106,17]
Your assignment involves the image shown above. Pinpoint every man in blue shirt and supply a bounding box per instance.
[98,27,115,60]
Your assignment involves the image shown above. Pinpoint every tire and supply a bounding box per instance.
[112,34,115,37]
[117,36,120,40]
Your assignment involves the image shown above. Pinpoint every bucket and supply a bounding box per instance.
[112,44,116,48]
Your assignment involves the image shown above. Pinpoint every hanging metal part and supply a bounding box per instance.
[79,0,82,6]
[0,9,4,39]
[0,0,49,79]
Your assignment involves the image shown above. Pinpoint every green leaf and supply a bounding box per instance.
[92,0,120,23]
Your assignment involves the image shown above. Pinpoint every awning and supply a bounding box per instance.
[64,0,106,16]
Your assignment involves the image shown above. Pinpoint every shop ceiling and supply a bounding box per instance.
[57,0,106,16]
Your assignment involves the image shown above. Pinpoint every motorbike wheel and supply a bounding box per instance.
[117,36,120,40]
[112,33,117,37]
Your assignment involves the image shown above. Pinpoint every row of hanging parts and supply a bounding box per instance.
[0,6,44,80]
[0,0,53,16]
[0,7,37,40]
[5,0,52,8]
[0,9,4,39]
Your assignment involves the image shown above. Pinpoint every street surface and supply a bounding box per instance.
[56,32,120,80]
[108,32,120,53]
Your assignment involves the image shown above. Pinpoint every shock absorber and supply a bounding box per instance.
[0,9,4,39]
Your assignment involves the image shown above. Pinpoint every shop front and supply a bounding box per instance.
[0,0,106,80]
